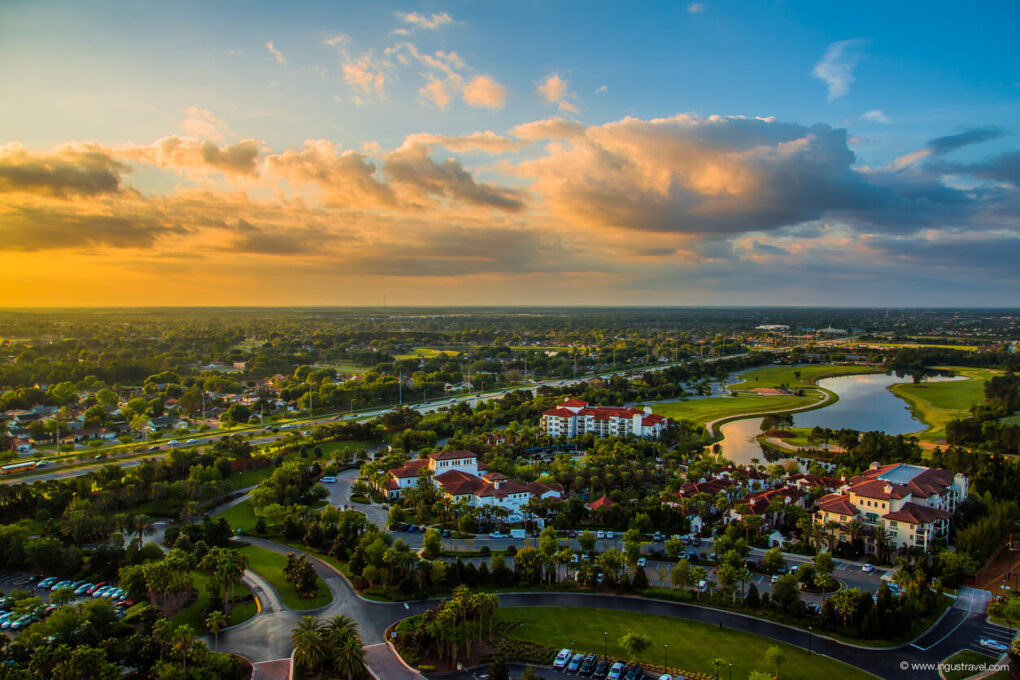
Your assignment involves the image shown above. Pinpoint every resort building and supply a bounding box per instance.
[383,450,562,512]
[813,462,968,553]
[540,399,668,439]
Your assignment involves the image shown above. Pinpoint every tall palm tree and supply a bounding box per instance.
[172,624,194,676]
[291,616,327,675]
[205,610,228,651]
[333,632,367,680]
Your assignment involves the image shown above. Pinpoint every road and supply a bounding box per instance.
[209,531,1009,680]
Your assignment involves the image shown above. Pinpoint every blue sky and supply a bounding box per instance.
[0,0,1017,306]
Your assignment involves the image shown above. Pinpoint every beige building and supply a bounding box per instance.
[814,462,967,554]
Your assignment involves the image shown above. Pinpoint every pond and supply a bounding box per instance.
[715,371,963,466]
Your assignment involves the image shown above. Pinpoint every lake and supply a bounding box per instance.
[715,371,962,466]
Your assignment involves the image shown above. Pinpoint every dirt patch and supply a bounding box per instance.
[748,387,787,395]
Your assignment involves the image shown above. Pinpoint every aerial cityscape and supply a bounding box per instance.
[0,2,1018,680]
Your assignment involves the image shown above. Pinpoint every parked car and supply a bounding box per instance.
[37,578,57,589]
[567,653,585,673]
[607,662,627,680]
[771,574,781,584]
[653,532,662,542]
[553,649,572,670]
[488,532,508,539]
[593,659,611,678]
[861,564,875,573]
[320,476,337,483]
[605,531,614,539]
[623,664,644,680]
[979,639,1008,653]
[596,531,605,539]
[658,675,674,680]
[637,557,647,567]
[580,654,597,676]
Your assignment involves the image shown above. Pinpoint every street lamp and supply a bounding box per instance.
[729,662,733,680]
[808,625,813,655]
[664,644,668,669]
[604,631,608,658]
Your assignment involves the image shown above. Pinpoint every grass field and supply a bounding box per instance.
[216,498,258,533]
[654,393,821,428]
[727,364,877,391]
[843,342,981,351]
[238,544,331,610]
[496,607,878,680]
[940,649,999,680]
[889,367,1000,440]
[171,571,257,630]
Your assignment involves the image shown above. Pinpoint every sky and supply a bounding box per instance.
[0,0,1018,307]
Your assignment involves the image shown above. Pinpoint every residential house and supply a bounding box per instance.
[541,399,668,439]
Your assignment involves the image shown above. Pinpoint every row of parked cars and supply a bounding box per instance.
[553,649,679,680]
[37,577,128,601]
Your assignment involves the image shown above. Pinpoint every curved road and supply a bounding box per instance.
[213,530,1009,680]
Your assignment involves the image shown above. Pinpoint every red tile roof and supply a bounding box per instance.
[560,398,589,407]
[817,493,859,517]
[542,408,576,417]
[585,495,615,510]
[883,502,951,525]
[389,458,430,478]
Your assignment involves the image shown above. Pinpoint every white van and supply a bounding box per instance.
[320,476,337,483]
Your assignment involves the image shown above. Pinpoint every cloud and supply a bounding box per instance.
[510,117,586,141]
[265,41,286,65]
[228,218,326,255]
[419,75,453,109]
[262,139,396,207]
[926,127,1004,155]
[0,142,128,197]
[394,11,453,31]
[401,131,519,154]
[687,3,706,12]
[536,74,578,112]
[324,34,349,46]
[383,143,526,211]
[342,52,388,99]
[514,113,1012,237]
[462,75,508,109]
[0,203,183,251]
[812,39,865,100]
[180,106,232,142]
[595,85,608,95]
[926,150,1020,186]
[892,126,1005,169]
[118,136,260,177]
[861,109,889,123]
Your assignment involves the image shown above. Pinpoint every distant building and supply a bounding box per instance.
[814,462,967,554]
[541,399,668,439]
[756,325,790,331]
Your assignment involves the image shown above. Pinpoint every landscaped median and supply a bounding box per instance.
[237,543,332,610]
[938,649,1009,680]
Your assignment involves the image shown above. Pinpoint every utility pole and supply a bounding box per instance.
[398,371,402,405]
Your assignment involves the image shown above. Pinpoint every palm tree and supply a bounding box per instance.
[873,528,892,564]
[205,610,228,650]
[291,616,327,675]
[815,572,838,605]
[172,624,194,676]
[333,632,367,680]
[845,518,864,552]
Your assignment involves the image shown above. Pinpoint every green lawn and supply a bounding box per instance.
[889,367,1000,440]
[318,440,371,458]
[216,498,259,533]
[497,607,878,680]
[727,364,877,391]
[238,544,331,610]
[654,393,821,428]
[171,571,257,630]
[940,649,999,680]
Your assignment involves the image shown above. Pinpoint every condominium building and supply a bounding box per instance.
[540,399,668,439]
[814,462,968,553]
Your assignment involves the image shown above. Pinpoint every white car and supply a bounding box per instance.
[596,530,605,539]
[607,662,626,680]
[320,476,337,483]
[637,557,647,567]
[186,438,197,444]
[606,531,614,539]
[168,440,179,446]
[658,675,674,680]
[488,532,508,539]
[861,563,875,573]
[979,639,1008,653]
[553,649,572,670]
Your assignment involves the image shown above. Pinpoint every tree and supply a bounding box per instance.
[671,559,691,590]
[291,616,327,675]
[764,645,786,677]
[325,614,366,680]
[690,565,707,600]
[488,657,510,680]
[618,631,651,659]
[771,573,800,611]
[423,528,442,559]
[578,530,597,552]
[50,586,76,607]
[664,536,682,559]
[815,572,838,604]
[205,610,228,650]
[830,588,860,627]
[761,547,785,574]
